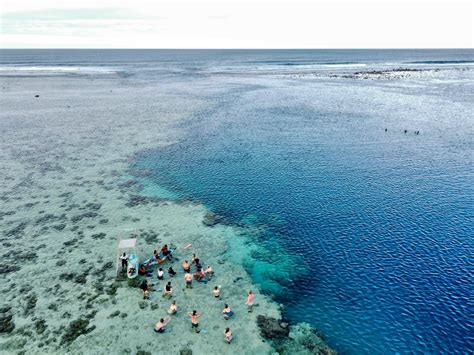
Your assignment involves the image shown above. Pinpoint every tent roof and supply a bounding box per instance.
[118,238,137,249]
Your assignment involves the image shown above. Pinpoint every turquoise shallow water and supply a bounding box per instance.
[2,49,473,354]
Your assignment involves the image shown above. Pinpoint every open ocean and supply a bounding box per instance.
[1,49,473,354]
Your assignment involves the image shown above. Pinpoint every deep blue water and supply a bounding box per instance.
[136,95,474,353]
[129,50,472,354]
[2,49,473,354]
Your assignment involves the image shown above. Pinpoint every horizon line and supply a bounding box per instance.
[1,47,473,50]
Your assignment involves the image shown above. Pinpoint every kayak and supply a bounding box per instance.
[127,254,139,279]
[143,245,176,268]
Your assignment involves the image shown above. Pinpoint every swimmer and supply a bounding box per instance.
[168,266,177,277]
[168,300,178,314]
[140,280,149,299]
[194,268,205,282]
[212,286,221,298]
[192,254,201,268]
[185,272,193,289]
[182,260,191,273]
[163,281,173,298]
[138,264,147,275]
[154,316,171,333]
[224,327,233,344]
[187,310,202,333]
[223,304,234,319]
[157,268,164,280]
[205,265,214,278]
[246,290,254,312]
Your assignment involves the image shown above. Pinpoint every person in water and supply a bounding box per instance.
[161,244,173,260]
[138,264,147,276]
[194,267,206,282]
[192,253,201,269]
[154,317,170,333]
[182,260,191,273]
[168,300,178,314]
[168,266,176,277]
[152,249,163,263]
[185,272,193,289]
[246,290,255,312]
[187,310,202,333]
[205,265,214,278]
[140,280,149,299]
[163,281,173,298]
[213,286,221,299]
[157,268,164,280]
[224,327,233,344]
[119,252,128,271]
[223,304,234,319]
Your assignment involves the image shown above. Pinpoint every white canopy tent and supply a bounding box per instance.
[118,238,137,249]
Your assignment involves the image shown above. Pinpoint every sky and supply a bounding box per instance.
[0,0,473,48]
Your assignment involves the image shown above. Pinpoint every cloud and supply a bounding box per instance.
[2,8,133,21]
[0,1,472,48]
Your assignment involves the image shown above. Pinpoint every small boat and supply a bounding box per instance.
[127,253,139,279]
[143,244,177,268]
[116,233,139,279]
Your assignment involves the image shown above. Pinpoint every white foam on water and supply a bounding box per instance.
[321,63,367,68]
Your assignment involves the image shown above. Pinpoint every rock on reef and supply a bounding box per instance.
[257,315,336,354]
[202,211,225,226]
[257,315,290,339]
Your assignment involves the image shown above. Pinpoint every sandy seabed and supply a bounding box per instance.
[0,74,332,355]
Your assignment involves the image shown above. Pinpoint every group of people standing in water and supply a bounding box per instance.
[124,244,255,344]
